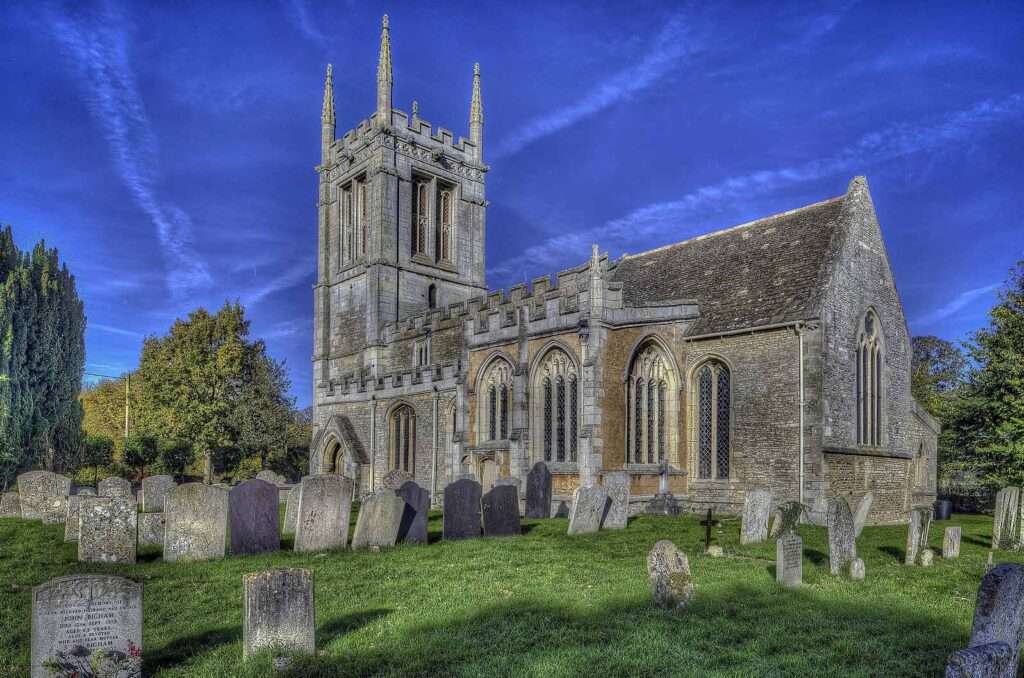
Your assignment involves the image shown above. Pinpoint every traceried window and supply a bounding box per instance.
[533,348,578,464]
[413,181,429,256]
[478,357,513,443]
[355,180,367,258]
[627,342,677,465]
[438,189,453,262]
[694,360,730,480]
[389,405,416,474]
[414,337,430,368]
[857,310,883,446]
[340,187,354,264]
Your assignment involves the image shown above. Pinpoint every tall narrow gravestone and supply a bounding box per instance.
[647,540,694,609]
[482,484,521,537]
[0,491,20,517]
[229,478,281,555]
[992,487,1023,551]
[32,574,142,678]
[853,492,874,538]
[601,471,630,530]
[397,481,430,545]
[79,497,137,564]
[294,475,353,553]
[243,569,315,660]
[945,564,1024,678]
[98,476,134,499]
[526,461,552,519]
[64,495,83,542]
[164,483,229,562]
[776,533,803,588]
[568,485,610,535]
[740,487,772,545]
[827,496,857,576]
[351,490,405,550]
[944,526,962,560]
[283,485,301,535]
[905,506,933,565]
[141,475,176,513]
[138,512,166,548]
[18,471,71,523]
[443,478,482,540]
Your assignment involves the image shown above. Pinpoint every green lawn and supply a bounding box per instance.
[0,510,1016,677]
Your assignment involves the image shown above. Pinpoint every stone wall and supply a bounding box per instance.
[823,451,910,524]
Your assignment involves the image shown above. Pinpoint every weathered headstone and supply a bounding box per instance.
[769,501,804,539]
[853,491,874,538]
[740,487,772,545]
[945,643,1014,678]
[18,471,71,523]
[776,532,803,588]
[141,475,176,513]
[921,548,935,567]
[992,487,1022,551]
[0,491,20,517]
[443,477,482,540]
[482,484,521,537]
[951,564,1024,678]
[905,506,933,565]
[164,483,229,562]
[294,474,353,553]
[255,469,288,486]
[827,496,857,575]
[647,540,694,609]
[567,485,610,535]
[78,496,138,564]
[64,495,83,542]
[601,471,630,530]
[525,461,552,519]
[31,574,142,678]
[283,485,301,534]
[138,512,166,548]
[381,469,414,490]
[396,480,430,545]
[243,568,315,660]
[229,478,281,555]
[850,557,866,581]
[351,490,405,549]
[944,526,962,560]
[98,476,133,499]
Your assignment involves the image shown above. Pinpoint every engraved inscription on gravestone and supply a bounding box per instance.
[777,532,803,588]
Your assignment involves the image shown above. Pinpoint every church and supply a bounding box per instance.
[309,16,938,525]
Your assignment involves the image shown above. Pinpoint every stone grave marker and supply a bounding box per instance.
[567,485,610,535]
[64,495,83,542]
[283,485,301,534]
[945,643,1014,678]
[525,461,552,519]
[381,469,414,490]
[921,548,935,567]
[229,478,281,556]
[601,471,630,530]
[482,484,521,537]
[992,487,1022,551]
[0,491,20,517]
[740,487,772,545]
[946,564,1024,678]
[78,496,138,564]
[31,574,142,678]
[164,483,229,562]
[776,532,803,588]
[98,476,134,499]
[853,491,874,538]
[256,469,288,486]
[905,506,933,565]
[944,526,962,560]
[138,512,166,548]
[18,471,71,523]
[647,540,694,609]
[141,475,176,513]
[351,490,405,550]
[396,480,430,545]
[443,477,482,540]
[243,568,316,660]
[850,558,866,581]
[827,496,857,576]
[294,475,353,553]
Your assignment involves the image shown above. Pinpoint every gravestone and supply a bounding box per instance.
[443,477,482,540]
[850,558,866,581]
[601,471,630,530]
[229,478,281,555]
[525,461,552,519]
[701,509,721,554]
[141,475,176,513]
[945,643,1014,678]
[769,501,804,539]
[482,484,521,537]
[294,474,353,553]
[567,485,610,535]
[31,574,142,678]
[776,532,803,588]
[164,483,229,562]
[381,469,414,490]
[79,496,138,564]
[905,506,933,565]
[647,540,694,609]
[853,492,874,538]
[0,491,20,517]
[243,569,315,660]
[18,471,71,523]
[138,512,166,548]
[740,487,772,545]
[283,485,301,534]
[64,496,83,542]
[351,490,405,549]
[256,469,288,486]
[98,476,134,499]
[992,487,1022,551]
[827,496,857,576]
[396,480,430,545]
[953,564,1024,678]
[944,526,962,560]
[921,548,935,567]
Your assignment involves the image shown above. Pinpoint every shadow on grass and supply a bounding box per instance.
[319,608,392,645]
[146,626,241,672]
[804,548,828,566]
[879,546,904,562]
[962,535,993,549]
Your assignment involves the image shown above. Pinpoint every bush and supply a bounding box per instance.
[157,440,195,482]
[123,435,159,479]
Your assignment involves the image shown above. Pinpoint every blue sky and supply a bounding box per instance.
[1,1,1022,408]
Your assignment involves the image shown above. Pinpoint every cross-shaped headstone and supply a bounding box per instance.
[700,508,720,553]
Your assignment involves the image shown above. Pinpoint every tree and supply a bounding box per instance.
[123,435,159,479]
[158,440,195,483]
[82,434,114,486]
[234,354,293,470]
[80,377,130,456]
[911,336,966,416]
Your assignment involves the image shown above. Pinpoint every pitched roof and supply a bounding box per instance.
[608,194,848,336]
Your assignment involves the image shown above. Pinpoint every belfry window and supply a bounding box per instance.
[694,360,730,480]
[340,187,353,263]
[479,357,513,443]
[413,181,429,256]
[438,189,453,262]
[533,348,578,464]
[389,405,416,474]
[857,310,883,446]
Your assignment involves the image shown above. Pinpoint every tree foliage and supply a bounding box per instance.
[157,439,195,482]
[80,377,129,456]
[911,335,966,417]
[82,434,114,486]
[123,435,159,478]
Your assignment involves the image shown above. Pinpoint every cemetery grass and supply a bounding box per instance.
[0,512,1017,678]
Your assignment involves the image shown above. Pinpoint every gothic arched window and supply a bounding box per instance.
[439,189,453,262]
[478,357,513,443]
[389,405,416,474]
[627,341,678,465]
[694,360,730,480]
[533,348,578,464]
[857,310,883,446]
[356,180,367,258]
[413,181,429,256]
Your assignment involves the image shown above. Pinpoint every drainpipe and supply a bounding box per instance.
[796,325,805,507]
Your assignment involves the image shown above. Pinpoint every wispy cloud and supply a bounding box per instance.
[49,2,211,297]
[913,283,1001,326]
[241,259,314,307]
[490,93,1024,280]
[279,0,325,46]
[258,318,308,341]
[492,15,701,159]
[866,44,983,73]
[90,323,144,339]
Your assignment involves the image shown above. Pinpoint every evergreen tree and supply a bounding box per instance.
[123,435,159,479]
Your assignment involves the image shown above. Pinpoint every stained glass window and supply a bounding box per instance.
[647,381,656,464]
[716,368,730,479]
[543,378,552,462]
[658,382,666,463]
[500,385,509,439]
[556,377,566,462]
[857,310,882,446]
[488,386,497,441]
[569,378,578,462]
[698,366,713,479]
[634,380,644,464]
